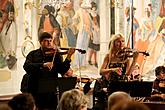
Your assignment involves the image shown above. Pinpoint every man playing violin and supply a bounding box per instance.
[23,32,75,110]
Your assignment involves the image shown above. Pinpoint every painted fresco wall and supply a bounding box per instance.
[0,0,17,72]
[35,0,101,78]
[0,0,19,95]
[0,0,105,95]
[122,0,165,80]
[1,0,164,95]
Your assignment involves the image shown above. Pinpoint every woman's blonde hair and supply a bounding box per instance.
[108,33,125,63]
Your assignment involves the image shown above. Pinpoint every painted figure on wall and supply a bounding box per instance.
[88,1,100,68]
[24,1,32,39]
[123,0,165,79]
[38,5,61,46]
[0,0,17,69]
[56,1,77,48]
[140,7,155,41]
[72,0,93,69]
[134,6,155,73]
[121,0,155,79]
[139,0,165,76]
[125,6,140,48]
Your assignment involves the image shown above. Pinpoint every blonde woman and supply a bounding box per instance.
[100,34,139,81]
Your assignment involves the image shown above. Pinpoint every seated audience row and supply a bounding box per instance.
[3,88,165,110]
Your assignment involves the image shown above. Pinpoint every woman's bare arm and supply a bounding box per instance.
[100,54,111,75]
[100,54,122,76]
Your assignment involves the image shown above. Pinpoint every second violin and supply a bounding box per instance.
[117,48,149,58]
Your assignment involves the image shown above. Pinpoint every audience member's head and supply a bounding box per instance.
[0,104,12,110]
[111,101,150,110]
[108,91,132,110]
[8,93,35,110]
[57,89,88,110]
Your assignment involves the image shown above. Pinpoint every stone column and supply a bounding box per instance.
[115,0,125,34]
[98,0,111,70]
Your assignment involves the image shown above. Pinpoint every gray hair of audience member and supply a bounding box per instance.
[8,93,35,110]
[57,89,88,110]
[111,101,150,110]
[0,104,12,110]
[108,91,132,110]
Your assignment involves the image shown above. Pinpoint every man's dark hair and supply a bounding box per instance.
[155,66,165,76]
[39,32,52,42]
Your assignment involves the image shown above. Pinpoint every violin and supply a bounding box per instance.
[44,47,86,56]
[44,48,68,56]
[117,48,149,58]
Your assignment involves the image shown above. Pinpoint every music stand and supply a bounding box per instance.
[38,77,58,93]
[108,81,153,97]
[130,81,153,97]
[38,77,77,95]
[57,77,77,98]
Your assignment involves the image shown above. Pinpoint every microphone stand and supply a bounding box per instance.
[131,0,134,49]
[78,52,82,88]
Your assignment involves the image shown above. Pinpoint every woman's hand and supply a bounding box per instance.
[133,51,139,60]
